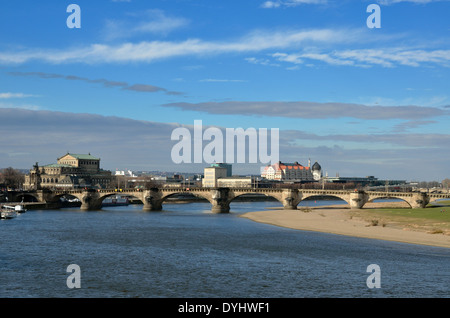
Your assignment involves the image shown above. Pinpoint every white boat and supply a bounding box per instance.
[0,207,17,219]
[102,195,129,207]
[2,204,27,213]
[14,204,27,213]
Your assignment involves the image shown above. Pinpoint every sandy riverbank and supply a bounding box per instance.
[240,202,450,248]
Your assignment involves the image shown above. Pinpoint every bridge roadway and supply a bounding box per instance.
[10,187,449,213]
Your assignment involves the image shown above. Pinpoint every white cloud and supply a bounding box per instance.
[272,52,303,64]
[261,1,281,8]
[335,48,450,67]
[267,48,450,68]
[0,28,359,65]
[245,57,280,66]
[261,0,327,8]
[0,92,36,99]
[0,102,41,110]
[262,0,448,9]
[102,9,189,41]
[378,0,447,4]
[1,26,448,69]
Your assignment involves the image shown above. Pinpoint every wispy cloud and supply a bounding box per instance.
[245,57,280,67]
[162,101,450,120]
[377,0,449,5]
[265,48,450,68]
[0,92,41,110]
[0,28,364,65]
[392,120,438,132]
[0,102,41,110]
[0,25,430,68]
[101,9,189,41]
[261,0,448,9]
[0,92,37,99]
[261,0,327,8]
[8,71,183,96]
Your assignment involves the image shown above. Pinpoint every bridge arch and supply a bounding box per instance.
[12,193,40,202]
[428,194,450,206]
[160,191,213,205]
[50,192,84,203]
[300,193,350,207]
[366,196,413,208]
[228,192,284,207]
[97,192,143,205]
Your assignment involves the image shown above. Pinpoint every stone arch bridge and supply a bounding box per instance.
[13,188,449,213]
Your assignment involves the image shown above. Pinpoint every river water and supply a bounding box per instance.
[0,200,449,298]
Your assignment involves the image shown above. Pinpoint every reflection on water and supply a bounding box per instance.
[0,200,449,298]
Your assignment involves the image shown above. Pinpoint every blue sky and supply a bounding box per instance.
[0,0,449,181]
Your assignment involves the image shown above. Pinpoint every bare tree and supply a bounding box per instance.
[0,167,25,190]
[143,178,163,190]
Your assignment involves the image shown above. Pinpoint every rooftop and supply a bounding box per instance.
[59,153,100,160]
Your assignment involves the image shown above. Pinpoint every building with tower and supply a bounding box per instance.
[312,161,322,181]
[23,153,114,190]
[261,159,322,183]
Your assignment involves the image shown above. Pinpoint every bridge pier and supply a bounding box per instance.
[80,191,102,211]
[142,199,163,211]
[141,190,163,212]
[349,191,369,209]
[211,204,230,213]
[210,188,231,213]
[409,192,430,209]
[142,203,163,212]
[80,202,102,211]
[281,189,302,210]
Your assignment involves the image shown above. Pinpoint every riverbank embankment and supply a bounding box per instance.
[240,202,450,248]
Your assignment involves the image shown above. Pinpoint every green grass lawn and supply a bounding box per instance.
[351,205,450,233]
[370,206,450,221]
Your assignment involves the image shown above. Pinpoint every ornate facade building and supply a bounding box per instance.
[23,153,113,190]
[261,160,322,182]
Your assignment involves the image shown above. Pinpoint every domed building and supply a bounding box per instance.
[312,161,322,181]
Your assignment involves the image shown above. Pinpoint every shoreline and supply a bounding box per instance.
[240,202,450,249]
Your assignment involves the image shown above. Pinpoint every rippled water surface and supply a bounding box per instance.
[1,201,449,298]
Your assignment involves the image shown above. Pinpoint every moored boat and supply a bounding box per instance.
[1,204,27,213]
[0,208,17,219]
[102,195,129,207]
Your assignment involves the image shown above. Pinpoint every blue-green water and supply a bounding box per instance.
[0,200,449,298]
